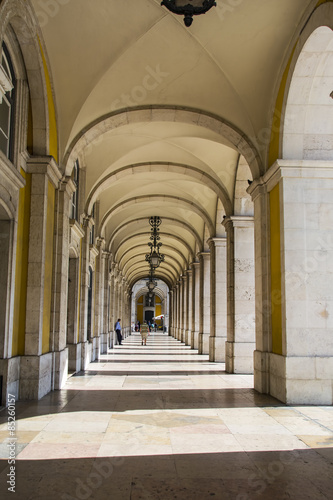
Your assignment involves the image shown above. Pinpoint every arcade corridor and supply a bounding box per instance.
[0,333,332,499]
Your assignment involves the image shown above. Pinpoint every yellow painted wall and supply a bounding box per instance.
[38,39,58,162]
[137,305,143,324]
[270,184,282,355]
[156,296,161,304]
[155,304,162,317]
[42,181,55,354]
[12,170,31,356]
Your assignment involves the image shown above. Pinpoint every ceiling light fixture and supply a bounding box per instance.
[161,0,216,27]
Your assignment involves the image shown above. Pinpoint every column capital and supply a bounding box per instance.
[197,251,210,260]
[191,261,200,269]
[223,215,254,230]
[207,237,227,248]
[82,213,94,229]
[26,156,62,188]
[59,175,76,196]
[102,250,111,260]
[96,237,106,250]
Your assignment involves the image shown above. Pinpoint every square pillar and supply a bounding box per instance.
[223,216,255,373]
[254,160,333,404]
[198,252,210,354]
[185,268,193,345]
[208,238,227,362]
[20,158,61,400]
[192,261,200,349]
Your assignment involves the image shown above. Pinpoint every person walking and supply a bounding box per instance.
[140,320,149,346]
[115,318,122,345]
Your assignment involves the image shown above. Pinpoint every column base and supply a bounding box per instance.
[226,341,254,374]
[67,343,82,373]
[81,341,92,370]
[20,352,52,400]
[270,353,333,405]
[52,348,68,390]
[100,333,108,354]
[253,349,270,394]
[209,336,226,362]
[0,357,20,406]
[198,333,209,354]
[109,331,115,349]
[192,330,199,350]
[91,337,100,362]
[185,330,191,346]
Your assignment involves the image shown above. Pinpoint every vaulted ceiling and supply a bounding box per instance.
[31,0,316,287]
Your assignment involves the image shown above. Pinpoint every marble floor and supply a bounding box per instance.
[0,333,333,499]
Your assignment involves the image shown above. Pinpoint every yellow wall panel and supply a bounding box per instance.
[137,305,143,324]
[270,184,282,355]
[12,170,31,356]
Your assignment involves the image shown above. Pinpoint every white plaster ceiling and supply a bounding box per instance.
[30,0,315,286]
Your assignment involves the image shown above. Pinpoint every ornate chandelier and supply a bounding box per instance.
[145,216,165,269]
[161,0,217,27]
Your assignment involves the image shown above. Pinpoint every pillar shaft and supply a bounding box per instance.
[224,216,255,374]
[208,238,227,362]
[198,252,210,354]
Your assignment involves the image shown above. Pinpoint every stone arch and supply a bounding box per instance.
[64,106,262,179]
[118,243,187,270]
[85,162,232,216]
[109,217,202,254]
[0,0,50,156]
[130,274,172,291]
[114,232,193,265]
[126,261,178,283]
[134,286,167,304]
[100,194,215,238]
[282,3,333,161]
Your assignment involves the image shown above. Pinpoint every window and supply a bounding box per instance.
[0,43,15,160]
[71,159,79,220]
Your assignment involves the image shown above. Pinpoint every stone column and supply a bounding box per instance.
[251,160,333,404]
[247,179,271,393]
[93,238,105,361]
[67,220,84,373]
[180,275,186,343]
[20,158,61,400]
[198,252,210,355]
[172,286,177,338]
[167,290,172,336]
[208,237,227,362]
[100,250,110,354]
[176,280,181,340]
[223,216,255,373]
[79,216,97,368]
[109,265,116,348]
[192,261,200,349]
[50,175,75,390]
[185,268,192,345]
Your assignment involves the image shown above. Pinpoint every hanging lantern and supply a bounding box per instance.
[161,0,216,27]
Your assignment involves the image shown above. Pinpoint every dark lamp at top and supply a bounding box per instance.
[161,0,216,27]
